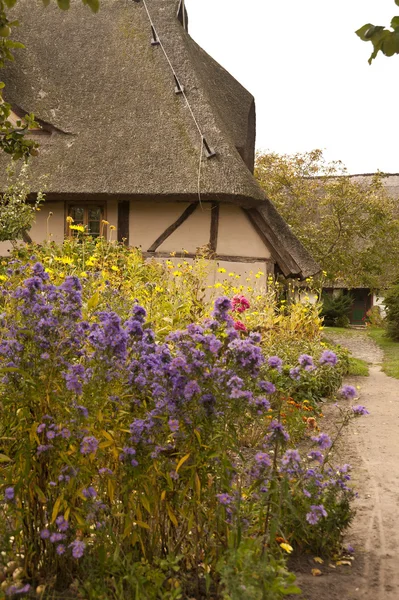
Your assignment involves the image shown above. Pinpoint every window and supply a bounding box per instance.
[68,205,104,237]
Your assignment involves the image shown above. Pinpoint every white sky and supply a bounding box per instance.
[185,0,399,175]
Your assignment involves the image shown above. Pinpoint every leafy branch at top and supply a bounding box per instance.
[0,0,99,161]
[356,0,399,64]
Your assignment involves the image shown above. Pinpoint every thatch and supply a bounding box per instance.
[0,0,318,278]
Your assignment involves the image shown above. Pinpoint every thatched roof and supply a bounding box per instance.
[0,0,318,278]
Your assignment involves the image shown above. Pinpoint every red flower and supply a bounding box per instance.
[234,320,247,332]
[232,295,250,314]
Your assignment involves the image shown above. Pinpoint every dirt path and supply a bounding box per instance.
[293,331,399,600]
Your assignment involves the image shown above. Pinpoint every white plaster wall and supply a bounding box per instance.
[130,201,191,250]
[217,205,271,258]
[158,205,211,253]
[33,203,65,244]
[106,199,118,233]
[0,241,13,257]
[373,294,386,317]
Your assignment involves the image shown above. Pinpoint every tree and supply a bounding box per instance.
[0,0,99,160]
[0,163,43,241]
[356,0,399,63]
[255,149,399,289]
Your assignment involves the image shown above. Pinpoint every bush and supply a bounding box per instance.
[0,249,366,598]
[383,284,399,340]
[365,305,384,328]
[321,291,353,327]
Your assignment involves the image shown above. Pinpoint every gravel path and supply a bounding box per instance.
[293,330,399,600]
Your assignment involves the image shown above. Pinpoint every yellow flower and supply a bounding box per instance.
[170,251,176,257]
[214,282,222,289]
[102,220,110,225]
[0,274,7,281]
[111,265,119,272]
[66,216,74,223]
[280,543,293,554]
[69,224,85,233]
[110,225,116,231]
[80,271,88,278]
[228,272,235,277]
[218,268,226,274]
[173,271,182,277]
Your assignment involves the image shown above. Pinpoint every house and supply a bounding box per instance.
[0,0,318,283]
[321,173,399,324]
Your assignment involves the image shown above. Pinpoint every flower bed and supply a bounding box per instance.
[0,252,366,599]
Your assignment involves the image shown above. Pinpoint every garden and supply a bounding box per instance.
[0,233,369,599]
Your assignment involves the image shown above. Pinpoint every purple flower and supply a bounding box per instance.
[76,405,89,418]
[169,470,179,481]
[6,584,31,596]
[319,350,338,366]
[254,452,271,467]
[99,468,113,476]
[352,405,369,416]
[37,444,52,455]
[168,419,179,433]
[216,493,233,505]
[281,449,301,466]
[340,385,357,400]
[70,539,86,559]
[268,356,283,372]
[259,381,276,394]
[40,528,50,539]
[50,532,65,543]
[311,433,332,450]
[289,367,301,381]
[4,486,14,501]
[46,430,56,440]
[212,297,232,321]
[56,544,66,555]
[82,486,97,499]
[130,459,139,467]
[183,380,201,399]
[80,436,98,455]
[306,504,328,525]
[298,354,314,367]
[308,450,323,463]
[36,423,46,433]
[268,420,290,442]
[56,515,69,532]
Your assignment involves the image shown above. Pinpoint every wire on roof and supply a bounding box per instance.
[139,0,218,209]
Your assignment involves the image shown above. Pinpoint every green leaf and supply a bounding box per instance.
[57,0,70,9]
[87,291,100,310]
[396,0,399,6]
[382,31,399,56]
[4,0,17,7]
[84,0,100,12]
[355,24,374,41]
[0,454,12,463]
[391,16,399,29]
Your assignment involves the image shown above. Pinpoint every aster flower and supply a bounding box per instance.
[298,354,314,368]
[319,350,338,366]
[340,385,357,400]
[82,486,97,499]
[268,356,283,372]
[259,381,276,394]
[168,418,179,433]
[70,539,86,559]
[216,493,233,505]
[56,515,69,532]
[268,420,290,442]
[254,452,271,467]
[311,433,332,450]
[40,528,50,539]
[80,436,99,455]
[289,367,301,381]
[56,544,66,555]
[352,405,369,415]
[4,486,14,501]
[306,504,328,525]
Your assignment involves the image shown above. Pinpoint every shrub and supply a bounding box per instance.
[321,291,353,327]
[364,305,384,328]
[0,255,365,598]
[383,283,399,340]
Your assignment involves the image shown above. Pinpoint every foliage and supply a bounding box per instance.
[368,327,399,379]
[347,357,369,377]
[0,252,367,598]
[255,150,399,289]
[0,163,43,242]
[380,283,399,341]
[356,2,399,64]
[321,291,353,328]
[0,0,99,161]
[364,306,385,328]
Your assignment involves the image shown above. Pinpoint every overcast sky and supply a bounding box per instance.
[185,0,399,175]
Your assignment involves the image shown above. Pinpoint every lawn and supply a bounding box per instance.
[368,328,399,379]
[348,357,370,377]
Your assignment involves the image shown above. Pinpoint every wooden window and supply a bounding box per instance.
[67,204,104,237]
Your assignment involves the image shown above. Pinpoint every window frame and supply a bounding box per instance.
[65,202,106,238]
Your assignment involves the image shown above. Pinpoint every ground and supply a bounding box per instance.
[290,330,399,600]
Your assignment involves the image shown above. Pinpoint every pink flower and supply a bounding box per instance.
[234,320,247,332]
[232,295,250,314]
